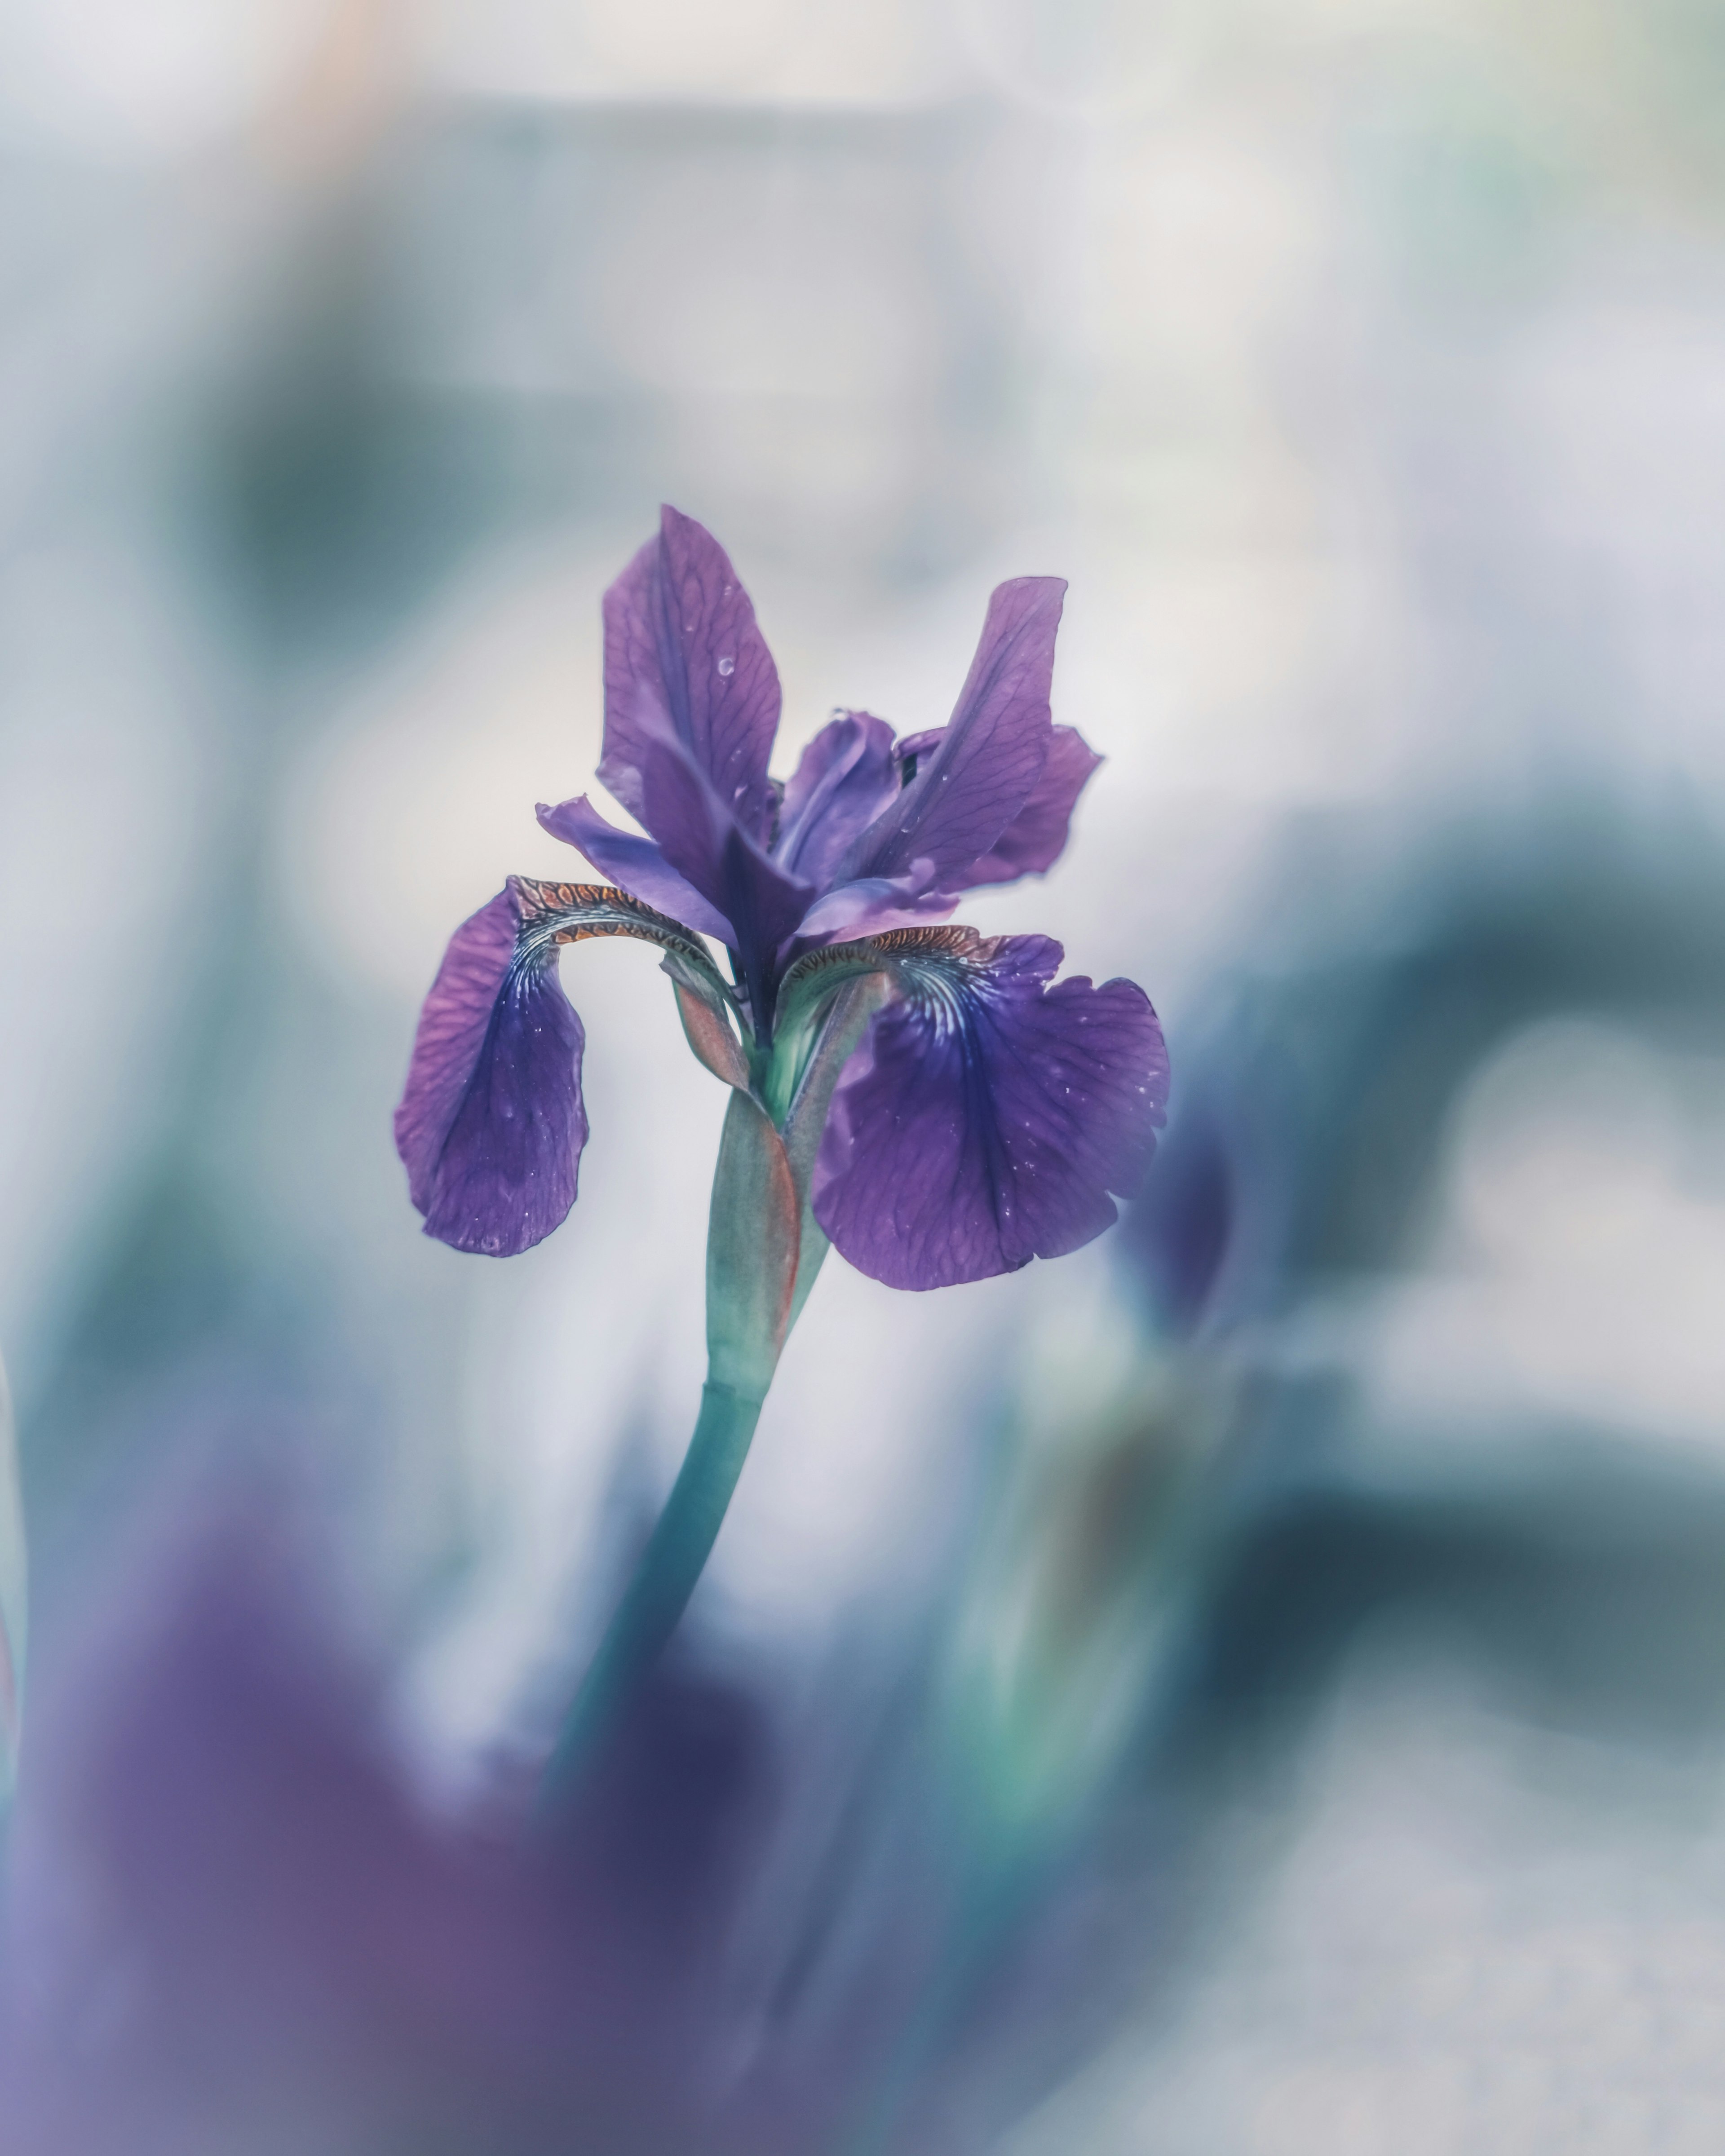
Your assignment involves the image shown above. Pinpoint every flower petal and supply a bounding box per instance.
[774,711,900,887]
[793,867,954,945]
[395,881,734,1257]
[638,735,814,1015]
[959,725,1102,888]
[394,888,587,1257]
[537,794,736,943]
[845,578,1065,886]
[812,930,1168,1290]
[600,506,781,847]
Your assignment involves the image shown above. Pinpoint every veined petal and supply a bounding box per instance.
[537,793,736,943]
[774,711,900,887]
[812,929,1168,1290]
[395,880,737,1257]
[845,578,1065,886]
[600,506,781,846]
[394,888,586,1257]
[959,725,1102,888]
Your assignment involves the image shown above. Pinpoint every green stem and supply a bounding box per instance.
[538,971,890,1810]
[539,1376,765,1800]
[540,1089,800,1806]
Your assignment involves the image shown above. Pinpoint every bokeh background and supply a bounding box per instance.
[4,0,1725,2148]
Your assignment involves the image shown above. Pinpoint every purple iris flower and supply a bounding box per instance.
[397,507,1168,1291]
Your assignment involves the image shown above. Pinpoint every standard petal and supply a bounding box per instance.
[813,932,1168,1290]
[774,712,900,887]
[959,725,1102,888]
[599,506,781,846]
[639,736,814,1015]
[537,794,736,943]
[394,889,587,1257]
[845,577,1065,886]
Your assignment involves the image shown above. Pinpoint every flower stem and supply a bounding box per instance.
[539,1089,801,1807]
[538,1376,765,1800]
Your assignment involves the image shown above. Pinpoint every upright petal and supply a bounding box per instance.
[845,578,1065,886]
[813,931,1168,1290]
[958,726,1102,888]
[774,712,901,888]
[600,507,781,846]
[639,736,814,1017]
[537,794,737,943]
[394,888,587,1257]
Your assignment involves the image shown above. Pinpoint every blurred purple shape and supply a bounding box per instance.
[0,1508,809,2155]
[1126,1105,1237,1336]
[0,1495,1172,2156]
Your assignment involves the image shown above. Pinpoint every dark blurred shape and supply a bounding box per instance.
[1194,1460,1725,1752]
[1112,797,1725,1758]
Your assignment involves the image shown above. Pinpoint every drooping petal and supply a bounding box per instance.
[774,712,901,887]
[395,881,738,1258]
[600,506,781,847]
[959,725,1102,888]
[845,578,1065,886]
[537,794,736,943]
[394,888,587,1257]
[813,930,1169,1290]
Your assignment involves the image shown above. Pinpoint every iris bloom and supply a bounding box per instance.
[394,509,1168,1772]
[397,506,1167,1290]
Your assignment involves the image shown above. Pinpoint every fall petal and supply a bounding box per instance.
[813,932,1168,1290]
[394,889,586,1257]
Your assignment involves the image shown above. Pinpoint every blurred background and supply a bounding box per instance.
[3,0,1725,2148]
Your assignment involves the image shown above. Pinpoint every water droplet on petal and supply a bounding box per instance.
[481,1233,501,1254]
[717,655,735,677]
